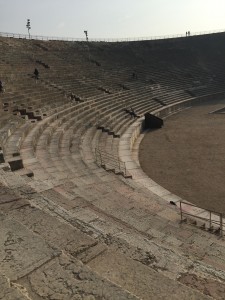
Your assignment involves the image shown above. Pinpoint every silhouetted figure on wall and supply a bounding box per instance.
[34,68,39,80]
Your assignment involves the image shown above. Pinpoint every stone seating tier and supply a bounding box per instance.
[1,34,225,298]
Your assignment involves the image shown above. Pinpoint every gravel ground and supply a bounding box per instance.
[139,99,225,214]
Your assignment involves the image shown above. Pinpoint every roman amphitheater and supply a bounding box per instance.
[1,32,225,299]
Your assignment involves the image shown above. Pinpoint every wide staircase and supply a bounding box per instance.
[1,33,225,299]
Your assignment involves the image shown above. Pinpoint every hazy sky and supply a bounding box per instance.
[0,0,225,40]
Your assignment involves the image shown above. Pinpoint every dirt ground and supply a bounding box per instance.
[139,98,225,214]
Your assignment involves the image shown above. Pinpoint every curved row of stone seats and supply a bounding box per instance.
[18,85,137,179]
[95,88,168,136]
[93,130,120,158]
[93,89,193,158]
[93,88,159,127]
[0,113,25,153]
[92,98,159,156]
[3,34,224,174]
[125,67,192,90]
[45,76,105,98]
[2,35,225,298]
[19,100,98,177]
[188,83,225,97]
[19,104,75,154]
[155,90,193,106]
[41,47,182,97]
[2,36,225,103]
[0,52,211,118]
[3,122,33,158]
[1,78,73,119]
[0,111,28,171]
[0,44,223,188]
[26,99,131,182]
[25,122,94,183]
[78,85,186,139]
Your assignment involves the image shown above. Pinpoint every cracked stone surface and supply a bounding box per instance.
[0,214,58,281]
[87,249,210,300]
[0,274,27,300]
[179,273,225,300]
[7,205,97,256]
[20,253,138,300]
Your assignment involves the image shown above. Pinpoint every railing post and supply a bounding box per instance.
[220,213,223,237]
[180,201,183,222]
[209,211,212,230]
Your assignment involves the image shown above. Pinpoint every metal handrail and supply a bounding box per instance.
[1,28,225,43]
[180,201,224,237]
[95,148,127,176]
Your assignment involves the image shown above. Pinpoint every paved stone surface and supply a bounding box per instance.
[0,170,27,189]
[179,273,225,300]
[88,249,210,300]
[0,183,29,212]
[0,214,57,281]
[7,205,97,257]
[19,253,138,300]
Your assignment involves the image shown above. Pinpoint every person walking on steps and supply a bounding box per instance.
[34,68,39,80]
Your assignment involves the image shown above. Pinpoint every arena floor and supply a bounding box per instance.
[139,98,225,214]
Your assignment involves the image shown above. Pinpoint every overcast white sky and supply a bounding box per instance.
[0,0,225,39]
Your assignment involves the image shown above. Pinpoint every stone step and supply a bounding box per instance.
[87,248,211,300]
[0,199,138,299]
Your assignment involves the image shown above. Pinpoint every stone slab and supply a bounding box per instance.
[0,214,57,280]
[0,198,29,213]
[8,205,96,256]
[76,242,107,264]
[88,249,210,300]
[20,253,138,300]
[0,189,21,204]
[0,171,27,188]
